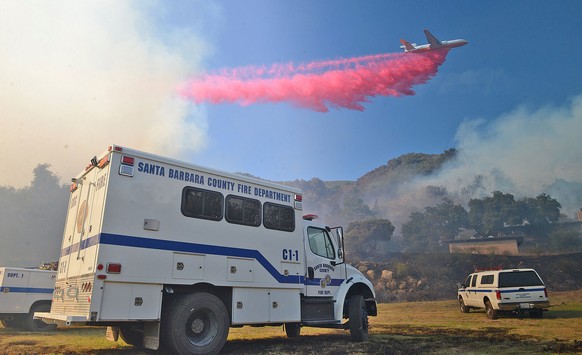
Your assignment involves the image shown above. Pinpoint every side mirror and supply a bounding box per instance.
[336,227,344,262]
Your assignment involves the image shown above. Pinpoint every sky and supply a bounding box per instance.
[1,0,581,188]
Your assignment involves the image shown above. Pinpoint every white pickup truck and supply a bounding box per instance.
[0,266,57,331]
[457,268,550,319]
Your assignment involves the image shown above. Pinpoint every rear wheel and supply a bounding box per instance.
[459,298,469,313]
[1,317,25,329]
[485,300,498,320]
[348,294,369,342]
[161,292,229,355]
[23,303,57,331]
[284,323,301,338]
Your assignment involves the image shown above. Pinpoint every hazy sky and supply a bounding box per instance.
[1,1,581,188]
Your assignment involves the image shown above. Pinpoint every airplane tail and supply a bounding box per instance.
[400,39,416,52]
[423,29,442,47]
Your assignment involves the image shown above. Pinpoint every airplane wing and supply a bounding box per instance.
[424,30,442,47]
[400,39,416,52]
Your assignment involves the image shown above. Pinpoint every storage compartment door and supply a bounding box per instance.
[100,282,162,321]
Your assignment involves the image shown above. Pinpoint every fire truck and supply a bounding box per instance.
[36,145,376,354]
[1,266,56,331]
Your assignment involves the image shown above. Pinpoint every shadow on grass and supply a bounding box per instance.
[545,309,582,319]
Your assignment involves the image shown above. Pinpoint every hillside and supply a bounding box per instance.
[286,149,459,230]
[354,252,582,303]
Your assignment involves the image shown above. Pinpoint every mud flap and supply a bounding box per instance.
[106,326,120,341]
[143,321,160,350]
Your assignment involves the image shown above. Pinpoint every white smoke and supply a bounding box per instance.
[421,95,582,217]
[0,1,212,188]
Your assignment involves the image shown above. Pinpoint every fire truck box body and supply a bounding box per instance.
[36,145,376,354]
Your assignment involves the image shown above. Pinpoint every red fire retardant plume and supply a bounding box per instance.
[179,50,449,112]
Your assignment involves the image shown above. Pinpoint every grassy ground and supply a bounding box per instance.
[1,290,580,354]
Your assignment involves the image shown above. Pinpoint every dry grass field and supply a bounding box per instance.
[1,289,580,354]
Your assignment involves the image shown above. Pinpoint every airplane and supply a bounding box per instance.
[400,29,468,53]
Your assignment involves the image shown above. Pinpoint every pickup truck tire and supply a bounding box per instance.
[459,297,470,313]
[24,303,57,331]
[348,294,369,342]
[284,323,301,338]
[162,292,229,355]
[485,300,498,320]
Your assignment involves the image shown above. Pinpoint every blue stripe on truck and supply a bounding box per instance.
[59,233,350,287]
[100,232,303,284]
[464,288,546,293]
[0,287,53,294]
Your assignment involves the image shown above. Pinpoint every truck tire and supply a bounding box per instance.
[485,300,498,320]
[161,292,229,355]
[1,317,25,329]
[284,322,301,338]
[119,325,144,348]
[24,303,57,331]
[459,297,470,313]
[348,294,369,342]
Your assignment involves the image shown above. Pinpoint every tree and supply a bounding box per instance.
[468,191,522,237]
[520,193,562,225]
[468,191,562,238]
[345,219,394,260]
[401,198,469,252]
[0,164,69,267]
[342,196,376,221]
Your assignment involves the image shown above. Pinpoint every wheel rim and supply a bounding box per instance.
[185,308,217,347]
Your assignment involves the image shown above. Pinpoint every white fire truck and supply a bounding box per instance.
[36,145,377,354]
[1,266,56,331]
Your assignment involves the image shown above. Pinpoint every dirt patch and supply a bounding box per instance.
[219,331,580,355]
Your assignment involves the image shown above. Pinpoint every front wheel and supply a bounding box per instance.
[459,297,469,313]
[348,294,369,342]
[161,292,229,355]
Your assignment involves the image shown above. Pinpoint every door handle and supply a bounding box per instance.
[308,267,314,280]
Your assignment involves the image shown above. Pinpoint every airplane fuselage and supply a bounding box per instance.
[400,30,468,53]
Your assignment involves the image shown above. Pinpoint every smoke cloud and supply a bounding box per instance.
[0,1,211,188]
[180,50,449,112]
[408,95,582,218]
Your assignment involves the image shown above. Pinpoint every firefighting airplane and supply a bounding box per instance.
[400,30,468,53]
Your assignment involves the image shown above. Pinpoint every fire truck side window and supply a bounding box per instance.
[307,227,335,259]
[181,187,224,221]
[225,195,261,227]
[263,202,295,232]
